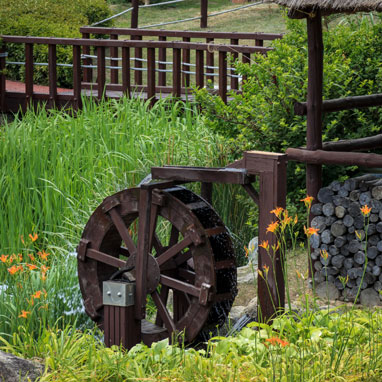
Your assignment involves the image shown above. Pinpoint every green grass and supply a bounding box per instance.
[109,0,286,34]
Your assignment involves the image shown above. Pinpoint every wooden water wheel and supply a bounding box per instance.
[77,185,237,346]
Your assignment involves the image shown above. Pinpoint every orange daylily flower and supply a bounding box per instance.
[32,290,42,299]
[267,221,279,234]
[360,205,372,216]
[41,265,50,273]
[244,246,249,258]
[7,265,19,275]
[38,250,49,261]
[26,264,38,271]
[20,235,25,245]
[0,254,8,263]
[304,226,319,237]
[300,195,314,209]
[294,215,298,225]
[259,240,269,250]
[270,207,283,218]
[265,337,289,347]
[28,254,35,262]
[29,233,38,242]
[263,264,269,276]
[18,310,30,319]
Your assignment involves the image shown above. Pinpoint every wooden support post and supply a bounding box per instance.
[73,45,82,110]
[158,36,167,87]
[122,47,131,97]
[0,44,6,112]
[25,43,34,111]
[110,34,119,84]
[48,44,57,109]
[97,46,106,100]
[206,37,214,86]
[201,182,213,205]
[82,33,93,83]
[201,0,208,28]
[230,38,239,90]
[172,48,181,98]
[131,0,139,28]
[133,36,143,87]
[195,50,204,89]
[306,11,323,277]
[218,51,227,103]
[244,151,287,322]
[147,47,156,105]
[182,37,191,88]
[135,186,152,319]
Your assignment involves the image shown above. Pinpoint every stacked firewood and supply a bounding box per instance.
[310,175,382,301]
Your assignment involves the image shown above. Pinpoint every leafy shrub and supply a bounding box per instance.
[195,15,382,214]
[0,0,112,87]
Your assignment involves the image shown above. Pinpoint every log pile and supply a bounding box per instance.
[311,175,382,302]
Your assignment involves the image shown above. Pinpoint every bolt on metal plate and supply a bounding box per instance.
[103,281,135,307]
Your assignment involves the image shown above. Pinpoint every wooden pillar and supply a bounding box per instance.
[306,10,323,277]
[82,33,93,83]
[110,34,119,84]
[25,43,34,110]
[131,0,139,28]
[48,44,57,109]
[306,10,323,204]
[201,0,208,28]
[73,45,82,110]
[244,151,287,322]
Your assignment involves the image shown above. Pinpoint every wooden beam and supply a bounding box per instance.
[201,0,208,28]
[131,0,139,28]
[286,148,382,167]
[323,134,382,152]
[295,93,382,115]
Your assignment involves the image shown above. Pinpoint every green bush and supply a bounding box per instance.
[195,15,382,212]
[0,0,112,87]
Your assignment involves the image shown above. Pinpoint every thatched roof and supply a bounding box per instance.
[268,0,382,13]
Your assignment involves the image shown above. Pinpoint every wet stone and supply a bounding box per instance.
[335,206,346,219]
[360,288,381,306]
[315,282,340,300]
[311,203,323,216]
[359,191,371,206]
[317,187,334,203]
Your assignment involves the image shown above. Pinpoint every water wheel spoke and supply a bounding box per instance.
[86,248,125,269]
[169,225,179,247]
[151,290,176,334]
[155,285,169,326]
[156,236,192,267]
[152,234,165,255]
[160,274,199,298]
[108,209,137,256]
[177,268,196,284]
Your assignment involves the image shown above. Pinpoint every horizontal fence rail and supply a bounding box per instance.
[0,33,278,112]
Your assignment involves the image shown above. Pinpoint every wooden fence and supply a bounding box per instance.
[0,31,281,112]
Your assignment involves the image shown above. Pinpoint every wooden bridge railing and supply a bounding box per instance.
[80,27,282,92]
[0,35,273,113]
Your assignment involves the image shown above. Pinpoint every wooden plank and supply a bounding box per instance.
[195,50,204,89]
[25,43,34,110]
[86,248,126,268]
[218,51,227,103]
[122,47,131,97]
[147,47,156,105]
[151,290,176,335]
[48,44,57,109]
[158,36,167,87]
[79,27,283,41]
[172,48,181,98]
[151,166,251,184]
[110,34,119,84]
[201,0,208,28]
[286,148,382,167]
[160,275,200,297]
[201,182,213,204]
[156,236,193,267]
[322,134,382,152]
[133,35,143,86]
[73,45,82,110]
[104,305,111,347]
[97,46,106,100]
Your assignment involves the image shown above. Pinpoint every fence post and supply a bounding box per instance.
[82,33,93,83]
[195,50,204,89]
[206,37,214,86]
[230,38,239,91]
[110,34,119,84]
[158,36,167,87]
[97,46,106,100]
[73,45,82,110]
[201,0,208,28]
[133,36,143,87]
[0,42,6,112]
[172,48,181,98]
[131,0,139,28]
[147,47,156,105]
[122,47,131,97]
[25,43,34,111]
[182,37,190,88]
[218,51,227,103]
[48,44,57,109]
